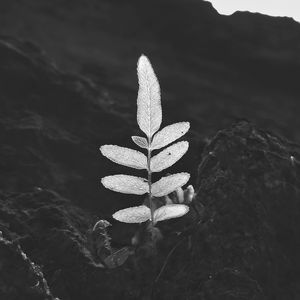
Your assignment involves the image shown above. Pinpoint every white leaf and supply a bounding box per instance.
[113,205,151,223]
[131,136,149,149]
[101,175,149,195]
[104,247,131,268]
[152,173,190,197]
[153,204,189,224]
[184,185,195,203]
[175,187,184,203]
[100,145,147,170]
[151,122,190,150]
[137,55,162,138]
[150,141,189,172]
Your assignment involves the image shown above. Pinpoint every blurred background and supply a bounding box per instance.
[0,0,300,214]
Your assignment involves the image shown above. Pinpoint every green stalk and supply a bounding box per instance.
[147,138,154,226]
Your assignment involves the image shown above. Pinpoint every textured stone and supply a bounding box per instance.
[0,232,58,300]
[147,121,300,300]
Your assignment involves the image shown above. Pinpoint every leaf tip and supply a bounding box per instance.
[99,145,106,155]
[181,122,190,134]
[185,172,191,181]
[180,172,191,186]
[137,54,149,67]
[100,176,107,186]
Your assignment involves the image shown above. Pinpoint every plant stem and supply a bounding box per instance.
[147,138,154,226]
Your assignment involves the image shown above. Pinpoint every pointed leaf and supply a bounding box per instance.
[137,55,162,138]
[152,173,190,197]
[112,205,151,223]
[150,141,189,172]
[151,122,190,150]
[101,175,149,195]
[100,145,147,170]
[153,204,189,223]
[131,136,149,149]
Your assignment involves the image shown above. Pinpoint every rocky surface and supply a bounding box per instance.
[173,121,300,299]
[0,189,120,300]
[0,231,57,300]
[0,36,133,213]
[0,121,299,299]
[0,0,300,299]
[0,0,300,143]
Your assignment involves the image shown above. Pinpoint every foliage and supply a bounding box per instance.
[100,55,190,225]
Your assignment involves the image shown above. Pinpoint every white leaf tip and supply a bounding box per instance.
[138,54,149,63]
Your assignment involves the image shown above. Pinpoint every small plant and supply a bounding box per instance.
[100,55,191,227]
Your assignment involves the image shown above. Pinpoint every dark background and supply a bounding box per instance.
[0,1,300,299]
[1,0,300,213]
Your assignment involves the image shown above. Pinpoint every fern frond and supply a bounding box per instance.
[100,55,191,228]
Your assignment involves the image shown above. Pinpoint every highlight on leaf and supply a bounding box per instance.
[100,145,147,170]
[131,136,149,149]
[150,141,189,172]
[152,172,190,197]
[113,205,151,223]
[101,175,149,195]
[151,122,190,150]
[100,54,191,231]
[112,203,189,225]
[137,55,162,138]
[153,204,189,224]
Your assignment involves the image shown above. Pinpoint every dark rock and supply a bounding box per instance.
[0,189,127,300]
[147,121,300,300]
[0,232,58,300]
[0,36,133,212]
[1,122,299,300]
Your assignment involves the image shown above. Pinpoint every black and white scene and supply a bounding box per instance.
[0,0,300,299]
